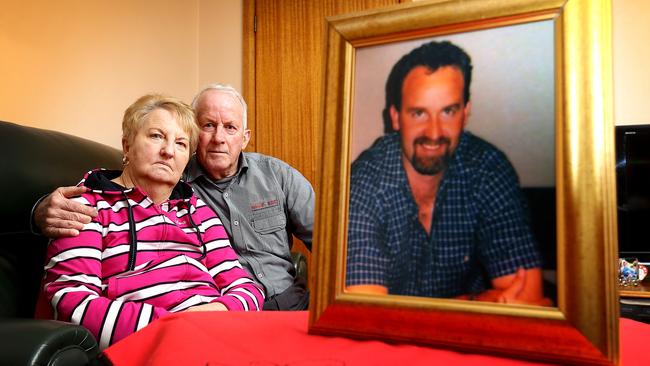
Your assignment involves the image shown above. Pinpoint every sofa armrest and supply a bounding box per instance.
[0,319,98,366]
[291,251,308,285]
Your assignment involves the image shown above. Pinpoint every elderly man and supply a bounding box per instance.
[346,41,549,305]
[33,84,314,310]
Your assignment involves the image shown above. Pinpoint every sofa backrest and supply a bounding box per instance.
[0,121,121,317]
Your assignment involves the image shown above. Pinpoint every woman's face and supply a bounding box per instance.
[123,108,191,189]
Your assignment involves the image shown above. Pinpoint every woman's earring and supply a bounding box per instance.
[122,156,129,166]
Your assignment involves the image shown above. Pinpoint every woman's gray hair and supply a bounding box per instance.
[192,83,248,129]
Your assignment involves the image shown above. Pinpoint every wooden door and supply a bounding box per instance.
[243,0,400,260]
[243,0,399,188]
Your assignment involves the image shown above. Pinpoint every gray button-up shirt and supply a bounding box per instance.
[184,152,314,298]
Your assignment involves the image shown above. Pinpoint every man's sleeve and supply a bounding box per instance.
[476,154,542,279]
[281,164,315,249]
[345,166,389,288]
[29,194,48,235]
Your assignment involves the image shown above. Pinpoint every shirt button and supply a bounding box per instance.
[224,192,229,198]
[258,273,264,278]
[233,220,239,226]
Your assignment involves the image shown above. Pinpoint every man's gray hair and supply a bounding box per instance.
[192,83,248,129]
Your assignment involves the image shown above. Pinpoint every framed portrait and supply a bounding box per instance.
[309,0,618,365]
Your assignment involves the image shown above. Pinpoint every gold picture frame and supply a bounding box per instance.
[309,0,618,365]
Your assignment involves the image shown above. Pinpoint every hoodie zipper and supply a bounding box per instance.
[123,192,138,271]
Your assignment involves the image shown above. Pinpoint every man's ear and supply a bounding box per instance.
[462,101,472,128]
[389,105,400,131]
[242,129,251,150]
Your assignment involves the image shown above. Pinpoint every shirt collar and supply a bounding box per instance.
[449,131,471,174]
[184,152,249,183]
[384,132,408,184]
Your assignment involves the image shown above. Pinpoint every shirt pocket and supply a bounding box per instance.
[251,205,286,234]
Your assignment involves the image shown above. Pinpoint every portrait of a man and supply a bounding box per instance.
[345,37,552,306]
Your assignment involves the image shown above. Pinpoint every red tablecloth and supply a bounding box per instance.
[103,311,649,366]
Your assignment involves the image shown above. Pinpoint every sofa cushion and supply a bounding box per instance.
[0,121,121,317]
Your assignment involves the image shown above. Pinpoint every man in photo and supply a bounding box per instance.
[346,41,549,306]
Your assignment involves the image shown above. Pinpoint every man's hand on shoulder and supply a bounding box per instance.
[34,186,97,238]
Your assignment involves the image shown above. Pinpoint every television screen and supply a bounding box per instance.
[616,125,650,263]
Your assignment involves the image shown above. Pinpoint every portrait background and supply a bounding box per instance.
[351,19,555,188]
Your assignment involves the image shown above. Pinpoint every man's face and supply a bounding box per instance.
[195,90,250,180]
[390,65,471,176]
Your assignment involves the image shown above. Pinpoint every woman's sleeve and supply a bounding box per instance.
[194,201,266,310]
[43,194,171,349]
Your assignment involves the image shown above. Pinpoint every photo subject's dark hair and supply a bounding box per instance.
[382,41,473,133]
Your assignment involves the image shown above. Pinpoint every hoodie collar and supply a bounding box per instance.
[81,169,194,202]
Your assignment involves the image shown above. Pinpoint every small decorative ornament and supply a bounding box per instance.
[619,258,640,286]
[639,263,648,281]
[122,156,129,166]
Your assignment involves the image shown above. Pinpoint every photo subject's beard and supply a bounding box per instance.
[410,136,452,176]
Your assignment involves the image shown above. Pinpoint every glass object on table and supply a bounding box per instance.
[619,258,640,287]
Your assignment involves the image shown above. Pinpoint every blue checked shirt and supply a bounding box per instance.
[346,131,541,298]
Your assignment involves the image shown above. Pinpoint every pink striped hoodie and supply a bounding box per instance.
[43,169,265,348]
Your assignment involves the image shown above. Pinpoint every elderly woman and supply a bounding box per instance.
[42,94,265,349]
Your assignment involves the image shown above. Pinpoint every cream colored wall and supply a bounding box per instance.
[198,0,242,91]
[613,0,650,126]
[0,0,647,149]
[0,0,242,150]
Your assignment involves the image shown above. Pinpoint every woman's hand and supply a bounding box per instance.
[184,302,228,312]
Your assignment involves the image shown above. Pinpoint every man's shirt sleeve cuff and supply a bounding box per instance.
[29,194,48,236]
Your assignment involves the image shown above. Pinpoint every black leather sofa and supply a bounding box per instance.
[0,120,121,365]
